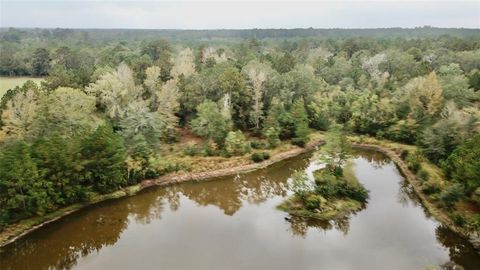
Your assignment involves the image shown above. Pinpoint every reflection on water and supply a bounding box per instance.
[0,150,479,270]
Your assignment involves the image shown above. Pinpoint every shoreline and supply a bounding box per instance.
[353,143,480,251]
[1,138,478,251]
[0,139,324,247]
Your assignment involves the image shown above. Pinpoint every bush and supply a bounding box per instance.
[183,143,199,156]
[417,169,430,182]
[304,194,324,210]
[264,127,280,148]
[250,140,267,149]
[291,137,308,148]
[225,131,251,156]
[400,149,409,160]
[150,159,187,176]
[422,181,442,195]
[314,170,369,203]
[439,183,464,208]
[451,212,466,227]
[406,151,422,173]
[251,152,270,162]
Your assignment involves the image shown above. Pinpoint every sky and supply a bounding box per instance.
[1,0,479,29]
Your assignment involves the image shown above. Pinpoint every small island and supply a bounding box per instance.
[278,125,369,220]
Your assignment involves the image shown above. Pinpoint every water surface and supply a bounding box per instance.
[1,150,479,269]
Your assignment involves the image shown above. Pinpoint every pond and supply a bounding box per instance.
[1,149,479,270]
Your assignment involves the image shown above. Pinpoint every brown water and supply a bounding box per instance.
[1,150,479,270]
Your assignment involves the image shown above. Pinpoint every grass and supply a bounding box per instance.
[0,77,44,98]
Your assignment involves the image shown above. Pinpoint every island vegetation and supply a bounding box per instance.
[0,28,479,239]
[278,125,369,220]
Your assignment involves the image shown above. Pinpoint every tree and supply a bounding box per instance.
[403,72,444,121]
[420,102,479,164]
[86,63,141,122]
[0,141,50,224]
[242,61,271,130]
[0,88,43,142]
[171,48,196,79]
[31,136,87,205]
[290,171,313,200]
[224,130,250,156]
[444,134,480,197]
[120,101,167,146]
[290,98,310,146]
[141,40,173,82]
[80,125,127,193]
[438,64,476,107]
[38,87,102,137]
[32,48,51,76]
[272,52,296,74]
[262,98,281,148]
[318,124,351,174]
[191,100,232,146]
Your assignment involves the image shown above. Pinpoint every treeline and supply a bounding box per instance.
[2,26,480,42]
[0,33,479,229]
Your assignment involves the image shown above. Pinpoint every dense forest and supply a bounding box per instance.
[0,27,479,231]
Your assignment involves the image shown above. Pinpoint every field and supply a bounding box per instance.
[0,77,44,98]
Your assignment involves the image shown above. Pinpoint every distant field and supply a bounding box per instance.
[0,77,44,98]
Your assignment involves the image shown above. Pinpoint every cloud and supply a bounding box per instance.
[1,0,479,29]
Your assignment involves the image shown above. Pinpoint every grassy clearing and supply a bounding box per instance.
[0,77,44,98]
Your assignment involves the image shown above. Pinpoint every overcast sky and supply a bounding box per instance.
[1,0,479,29]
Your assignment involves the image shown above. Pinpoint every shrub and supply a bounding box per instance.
[225,131,251,156]
[291,137,308,148]
[150,159,187,176]
[264,127,280,148]
[314,170,369,203]
[250,140,267,149]
[422,181,442,195]
[406,151,422,173]
[400,149,409,160]
[417,169,430,182]
[183,143,199,156]
[251,152,270,163]
[451,212,466,227]
[439,183,464,208]
[304,194,324,210]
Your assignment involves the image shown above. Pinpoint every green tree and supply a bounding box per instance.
[0,141,51,224]
[224,130,250,156]
[86,63,141,122]
[80,125,127,193]
[32,48,51,76]
[191,100,232,147]
[318,124,351,174]
[443,134,480,195]
[290,98,310,146]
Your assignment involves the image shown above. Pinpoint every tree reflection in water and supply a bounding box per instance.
[286,215,353,238]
